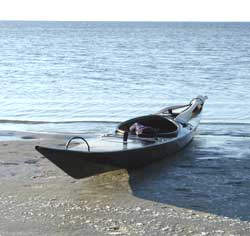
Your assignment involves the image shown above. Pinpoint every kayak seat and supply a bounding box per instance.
[116,115,178,138]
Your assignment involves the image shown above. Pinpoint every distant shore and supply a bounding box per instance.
[1,132,250,235]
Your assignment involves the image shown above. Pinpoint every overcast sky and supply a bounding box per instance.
[0,0,249,21]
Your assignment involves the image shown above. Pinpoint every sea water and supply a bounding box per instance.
[0,21,250,134]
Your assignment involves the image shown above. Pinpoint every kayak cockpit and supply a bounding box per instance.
[116,115,179,138]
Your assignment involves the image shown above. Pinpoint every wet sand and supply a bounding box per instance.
[1,131,250,235]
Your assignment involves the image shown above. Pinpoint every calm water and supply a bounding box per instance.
[0,21,250,133]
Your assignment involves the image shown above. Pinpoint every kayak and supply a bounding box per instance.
[35,95,207,179]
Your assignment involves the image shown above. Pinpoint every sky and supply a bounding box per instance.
[0,0,249,21]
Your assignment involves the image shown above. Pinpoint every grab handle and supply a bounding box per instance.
[65,136,90,152]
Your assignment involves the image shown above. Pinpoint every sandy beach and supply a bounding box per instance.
[0,131,250,236]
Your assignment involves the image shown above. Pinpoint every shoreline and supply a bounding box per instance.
[1,133,250,235]
[0,130,95,142]
[1,120,250,142]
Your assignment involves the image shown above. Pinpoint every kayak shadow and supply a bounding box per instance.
[128,137,250,221]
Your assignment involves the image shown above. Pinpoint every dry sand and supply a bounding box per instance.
[0,132,250,235]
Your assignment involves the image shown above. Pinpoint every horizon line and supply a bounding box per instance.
[1,20,250,23]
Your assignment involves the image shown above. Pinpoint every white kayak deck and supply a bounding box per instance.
[69,135,165,152]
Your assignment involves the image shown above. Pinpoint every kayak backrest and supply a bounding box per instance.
[116,115,178,137]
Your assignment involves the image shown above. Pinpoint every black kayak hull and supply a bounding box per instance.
[35,128,193,179]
